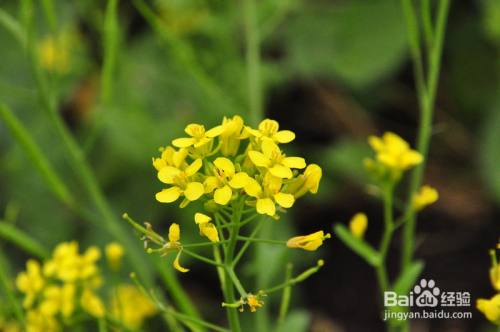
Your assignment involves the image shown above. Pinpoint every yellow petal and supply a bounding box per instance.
[274,192,294,208]
[368,135,384,151]
[184,182,204,201]
[269,164,293,179]
[261,138,280,157]
[199,223,219,243]
[168,223,180,243]
[156,187,182,203]
[244,126,262,137]
[152,157,166,171]
[214,157,235,176]
[401,150,423,168]
[172,137,195,148]
[158,166,181,184]
[185,159,203,176]
[244,178,262,197]
[194,212,211,225]
[349,213,368,238]
[185,123,204,137]
[248,151,270,167]
[193,137,211,148]
[204,176,219,193]
[214,185,232,205]
[206,125,225,137]
[173,250,189,273]
[229,172,249,189]
[287,231,330,251]
[304,164,322,194]
[273,130,295,143]
[258,119,279,134]
[256,198,275,216]
[282,157,306,169]
[172,148,188,168]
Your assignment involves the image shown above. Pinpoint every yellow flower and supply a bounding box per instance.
[285,164,322,198]
[204,157,250,205]
[16,259,45,308]
[368,132,423,172]
[287,231,331,251]
[38,34,71,74]
[245,119,295,144]
[194,213,219,242]
[244,175,295,216]
[163,223,189,273]
[156,158,204,205]
[110,284,157,329]
[172,123,224,156]
[491,264,500,291]
[152,146,188,171]
[105,242,124,271]
[246,293,264,312]
[39,283,75,318]
[413,185,439,210]
[25,308,60,332]
[248,139,305,179]
[218,115,247,156]
[349,213,368,238]
[477,294,500,325]
[80,288,105,318]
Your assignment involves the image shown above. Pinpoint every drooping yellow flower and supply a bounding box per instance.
[80,288,105,318]
[204,157,250,205]
[477,294,500,325]
[194,213,219,242]
[162,223,189,273]
[245,119,295,144]
[287,231,331,251]
[16,259,45,308]
[244,175,295,216]
[349,213,368,238]
[285,164,322,198]
[110,284,157,329]
[246,293,264,312]
[172,123,224,156]
[156,158,204,205]
[105,242,124,271]
[413,185,439,210]
[368,132,423,172]
[248,138,305,179]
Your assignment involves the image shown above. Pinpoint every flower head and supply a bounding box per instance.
[16,260,45,308]
[349,213,368,238]
[162,223,189,273]
[110,284,157,329]
[194,213,219,242]
[246,293,265,312]
[105,242,124,271]
[413,185,439,210]
[245,119,295,144]
[477,294,500,325]
[172,123,224,157]
[248,139,305,179]
[287,231,331,251]
[244,174,295,216]
[204,157,250,205]
[218,115,246,156]
[286,164,322,198]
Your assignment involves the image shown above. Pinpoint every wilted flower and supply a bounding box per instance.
[287,231,331,251]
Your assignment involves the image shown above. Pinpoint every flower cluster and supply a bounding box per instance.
[477,243,500,325]
[153,117,321,217]
[16,241,156,331]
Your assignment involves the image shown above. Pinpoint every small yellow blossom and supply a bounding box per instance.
[194,213,219,242]
[110,284,157,329]
[368,132,423,173]
[218,115,247,156]
[204,157,250,205]
[287,231,331,251]
[38,34,70,74]
[172,123,224,156]
[349,213,368,238]
[156,158,204,205]
[477,294,500,325]
[286,164,322,198]
[80,288,105,318]
[152,146,188,171]
[16,259,44,308]
[26,308,60,332]
[105,242,124,271]
[246,293,264,312]
[164,223,189,273]
[413,185,439,210]
[244,175,295,216]
[39,283,75,318]
[248,139,305,179]
[245,119,295,144]
[491,264,500,291]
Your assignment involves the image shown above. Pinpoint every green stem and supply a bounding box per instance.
[401,0,450,271]
[375,184,394,294]
[232,220,264,267]
[243,0,263,125]
[264,260,324,294]
[277,263,293,327]
[101,0,120,104]
[0,250,24,325]
[183,249,224,267]
[0,222,50,259]
[236,236,286,245]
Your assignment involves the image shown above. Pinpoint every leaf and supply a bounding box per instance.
[333,223,380,266]
[392,260,424,295]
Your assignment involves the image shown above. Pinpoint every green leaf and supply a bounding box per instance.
[392,260,424,295]
[333,224,380,266]
[0,222,50,259]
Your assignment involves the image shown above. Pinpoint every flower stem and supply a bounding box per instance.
[375,184,394,294]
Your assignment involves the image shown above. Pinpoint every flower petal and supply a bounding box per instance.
[203,176,219,193]
[158,166,181,184]
[185,123,204,137]
[261,138,280,157]
[244,178,262,197]
[273,130,295,143]
[256,198,275,216]
[172,137,196,148]
[185,159,203,176]
[274,192,294,208]
[269,164,293,179]
[282,157,306,169]
[206,125,225,137]
[214,185,232,205]
[168,223,180,243]
[194,212,211,225]
[184,182,204,201]
[156,187,182,203]
[199,223,219,243]
[248,151,270,168]
[229,172,249,188]
[214,157,235,176]
[173,250,189,273]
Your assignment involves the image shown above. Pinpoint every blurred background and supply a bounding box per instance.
[0,0,499,331]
